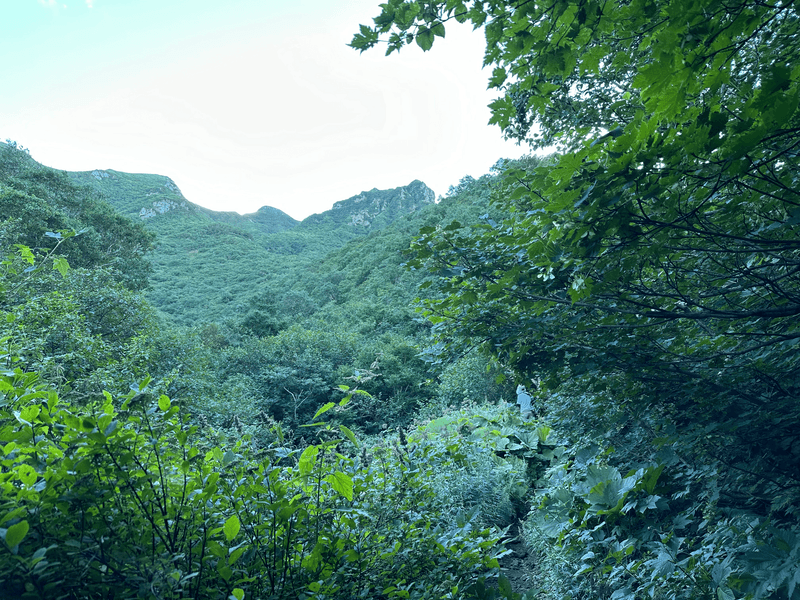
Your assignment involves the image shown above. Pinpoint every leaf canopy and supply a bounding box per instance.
[355,0,800,575]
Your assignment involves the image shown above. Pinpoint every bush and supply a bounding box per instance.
[0,370,508,599]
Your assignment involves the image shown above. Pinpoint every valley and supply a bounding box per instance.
[2,0,799,594]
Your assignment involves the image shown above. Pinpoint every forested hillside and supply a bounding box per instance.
[2,0,800,597]
[1,140,526,599]
[71,167,436,324]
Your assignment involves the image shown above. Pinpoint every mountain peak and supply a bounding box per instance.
[328,180,435,227]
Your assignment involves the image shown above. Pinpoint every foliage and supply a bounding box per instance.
[177,172,515,436]
[432,352,515,411]
[1,143,154,291]
[0,237,521,598]
[73,166,435,325]
[1,236,157,405]
[0,364,506,599]
[408,402,549,530]
[354,0,800,598]
[518,394,800,600]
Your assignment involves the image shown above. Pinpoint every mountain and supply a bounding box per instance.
[68,169,299,234]
[303,180,435,229]
[68,167,436,324]
[2,140,509,426]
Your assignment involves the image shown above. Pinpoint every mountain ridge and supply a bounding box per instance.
[65,165,436,324]
[68,168,434,236]
[3,141,439,324]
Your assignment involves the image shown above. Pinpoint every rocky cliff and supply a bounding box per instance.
[331,180,436,227]
[301,180,435,231]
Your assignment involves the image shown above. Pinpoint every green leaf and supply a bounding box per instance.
[325,471,354,501]
[717,586,734,600]
[498,574,513,598]
[303,543,324,572]
[5,520,29,548]
[158,395,171,411]
[16,464,37,487]
[207,540,226,559]
[222,450,236,466]
[339,424,359,447]
[298,445,319,477]
[229,589,245,600]
[52,257,70,278]
[223,515,240,542]
[14,244,35,264]
[217,563,232,582]
[313,402,335,420]
[229,545,247,565]
[490,67,507,87]
[416,28,434,51]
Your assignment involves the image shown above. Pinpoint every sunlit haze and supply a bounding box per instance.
[1,0,525,220]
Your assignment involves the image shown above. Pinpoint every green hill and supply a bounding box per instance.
[68,168,299,233]
[69,167,436,324]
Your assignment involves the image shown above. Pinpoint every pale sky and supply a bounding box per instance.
[1,0,524,220]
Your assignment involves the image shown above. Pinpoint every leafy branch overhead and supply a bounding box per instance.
[357,0,800,427]
[357,1,800,598]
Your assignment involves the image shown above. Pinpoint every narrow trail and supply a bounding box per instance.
[498,521,538,596]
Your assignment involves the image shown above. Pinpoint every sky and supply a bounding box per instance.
[1,0,525,220]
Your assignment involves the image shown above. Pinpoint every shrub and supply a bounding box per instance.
[0,371,507,599]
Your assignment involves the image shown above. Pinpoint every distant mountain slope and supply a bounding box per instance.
[303,180,434,229]
[0,143,154,291]
[69,166,436,324]
[68,169,299,235]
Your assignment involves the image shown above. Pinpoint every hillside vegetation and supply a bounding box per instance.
[71,167,436,324]
[2,0,800,597]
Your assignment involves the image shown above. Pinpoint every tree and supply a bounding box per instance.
[1,143,158,399]
[0,142,154,291]
[355,1,800,597]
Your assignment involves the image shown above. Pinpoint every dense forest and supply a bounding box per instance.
[2,0,799,598]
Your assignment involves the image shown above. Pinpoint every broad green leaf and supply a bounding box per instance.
[298,445,319,476]
[223,515,240,541]
[325,471,354,501]
[52,257,70,278]
[229,589,245,600]
[16,464,37,487]
[535,425,551,443]
[217,563,232,582]
[222,450,236,466]
[5,520,29,548]
[14,244,35,265]
[158,395,171,411]
[717,586,734,600]
[207,540,226,558]
[415,28,434,51]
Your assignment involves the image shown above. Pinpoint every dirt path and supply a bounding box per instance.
[498,521,538,597]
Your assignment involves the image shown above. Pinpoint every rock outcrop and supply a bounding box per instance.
[326,180,436,228]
